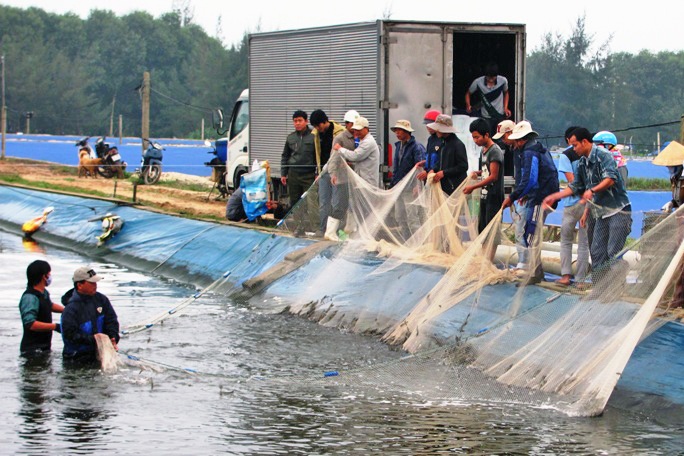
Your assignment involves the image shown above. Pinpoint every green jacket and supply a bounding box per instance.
[311,121,345,174]
[281,127,316,177]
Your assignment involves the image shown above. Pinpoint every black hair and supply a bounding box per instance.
[570,127,593,143]
[26,260,50,288]
[292,110,308,121]
[469,118,491,136]
[309,109,328,126]
[485,63,499,78]
[564,126,581,141]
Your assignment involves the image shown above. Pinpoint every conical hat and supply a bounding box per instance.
[653,141,684,166]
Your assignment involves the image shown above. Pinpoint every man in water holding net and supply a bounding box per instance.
[18,260,64,358]
[61,266,120,364]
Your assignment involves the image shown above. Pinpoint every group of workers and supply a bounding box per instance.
[19,260,120,362]
[278,95,632,287]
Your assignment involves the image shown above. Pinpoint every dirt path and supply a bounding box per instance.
[0,158,231,220]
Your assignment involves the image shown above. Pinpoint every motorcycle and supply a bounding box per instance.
[204,140,229,199]
[139,139,164,185]
[76,136,126,178]
[94,137,126,178]
[75,137,97,160]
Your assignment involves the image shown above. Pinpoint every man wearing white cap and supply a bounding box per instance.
[422,114,468,195]
[333,116,380,188]
[320,110,360,240]
[502,121,559,283]
[493,119,516,177]
[390,119,425,188]
[61,266,120,363]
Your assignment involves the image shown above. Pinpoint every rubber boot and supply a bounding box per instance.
[324,216,340,241]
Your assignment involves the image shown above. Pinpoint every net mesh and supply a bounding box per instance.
[252,151,684,416]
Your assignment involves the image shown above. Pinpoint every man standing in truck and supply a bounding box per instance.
[281,110,316,210]
[465,63,511,135]
[310,109,345,236]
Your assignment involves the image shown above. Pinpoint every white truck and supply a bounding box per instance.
[218,20,526,191]
[216,89,250,190]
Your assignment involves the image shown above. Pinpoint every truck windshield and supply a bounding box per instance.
[230,100,249,141]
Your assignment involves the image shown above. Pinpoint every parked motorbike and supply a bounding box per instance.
[139,139,164,185]
[94,137,126,178]
[75,136,125,178]
[74,136,126,178]
[75,137,97,160]
[204,140,229,199]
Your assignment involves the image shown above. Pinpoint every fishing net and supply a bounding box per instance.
[95,333,124,374]
[250,151,684,416]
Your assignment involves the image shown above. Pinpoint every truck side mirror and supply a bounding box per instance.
[213,109,228,136]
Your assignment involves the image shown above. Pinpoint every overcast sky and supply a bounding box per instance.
[1,0,681,54]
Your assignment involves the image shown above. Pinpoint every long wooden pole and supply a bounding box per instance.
[1,54,5,160]
[141,71,150,152]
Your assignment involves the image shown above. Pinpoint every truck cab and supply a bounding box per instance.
[221,89,250,190]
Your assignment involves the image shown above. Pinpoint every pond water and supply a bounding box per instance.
[1,229,682,454]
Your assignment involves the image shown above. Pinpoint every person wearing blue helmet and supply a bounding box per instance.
[593,130,628,185]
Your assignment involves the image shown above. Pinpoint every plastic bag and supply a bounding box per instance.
[240,168,268,221]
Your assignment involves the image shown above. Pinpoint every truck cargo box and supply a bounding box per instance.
[248,20,526,183]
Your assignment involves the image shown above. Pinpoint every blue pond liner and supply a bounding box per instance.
[0,185,311,286]
[1,185,682,414]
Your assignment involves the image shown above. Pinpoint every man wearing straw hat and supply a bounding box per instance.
[389,119,425,188]
[423,114,468,195]
[503,120,559,284]
[653,140,684,212]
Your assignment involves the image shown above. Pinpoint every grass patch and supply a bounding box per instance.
[626,177,670,191]
[155,179,212,192]
[0,174,111,198]
[50,164,78,175]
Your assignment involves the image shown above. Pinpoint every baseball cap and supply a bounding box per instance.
[73,266,103,283]
[343,110,360,123]
[492,120,516,139]
[352,116,369,130]
[423,110,441,124]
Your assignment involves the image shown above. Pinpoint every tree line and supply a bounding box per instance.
[527,16,683,152]
[0,5,246,139]
[1,6,682,151]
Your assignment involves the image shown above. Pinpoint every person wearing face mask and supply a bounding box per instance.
[61,266,120,364]
[18,260,64,357]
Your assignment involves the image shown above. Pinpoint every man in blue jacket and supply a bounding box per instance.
[502,121,559,283]
[389,120,425,188]
[61,266,120,363]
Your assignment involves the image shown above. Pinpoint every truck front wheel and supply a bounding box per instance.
[233,168,248,189]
